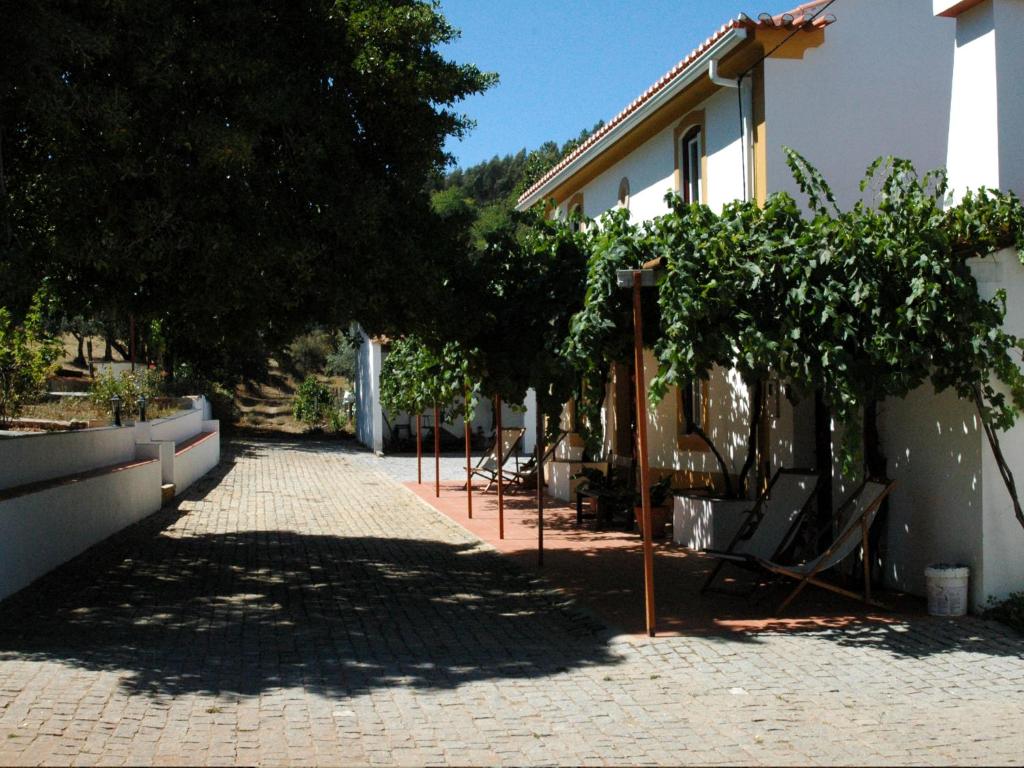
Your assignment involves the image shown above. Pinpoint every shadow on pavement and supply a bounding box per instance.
[0,447,616,699]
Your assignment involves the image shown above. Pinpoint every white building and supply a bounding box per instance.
[878,0,1024,606]
[518,0,1024,606]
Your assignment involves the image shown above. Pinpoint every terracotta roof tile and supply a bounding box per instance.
[516,2,835,207]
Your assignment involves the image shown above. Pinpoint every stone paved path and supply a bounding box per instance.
[0,437,1022,766]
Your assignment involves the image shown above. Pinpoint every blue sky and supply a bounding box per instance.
[439,0,799,170]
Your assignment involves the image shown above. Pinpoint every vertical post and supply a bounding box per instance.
[129,314,136,372]
[536,402,545,566]
[416,412,423,484]
[862,516,872,603]
[496,394,504,540]
[434,403,441,498]
[632,271,657,637]
[465,395,473,519]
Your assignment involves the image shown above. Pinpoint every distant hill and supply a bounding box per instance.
[431,123,604,244]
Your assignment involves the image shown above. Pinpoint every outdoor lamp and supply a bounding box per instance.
[137,395,148,423]
[111,395,122,427]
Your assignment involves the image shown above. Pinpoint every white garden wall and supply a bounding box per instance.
[0,426,137,490]
[172,425,221,495]
[0,397,220,602]
[0,458,162,601]
[148,406,205,445]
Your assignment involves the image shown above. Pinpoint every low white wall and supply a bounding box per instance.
[172,422,220,496]
[0,426,136,491]
[0,459,162,601]
[148,407,204,445]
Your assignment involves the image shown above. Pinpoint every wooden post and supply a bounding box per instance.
[536,402,545,567]
[632,271,657,637]
[434,403,441,498]
[465,398,473,519]
[496,394,505,540]
[416,413,423,485]
[862,516,872,603]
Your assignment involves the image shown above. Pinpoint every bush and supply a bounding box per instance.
[328,407,348,433]
[287,329,334,378]
[325,331,358,381]
[90,368,164,420]
[985,592,1024,634]
[293,375,333,429]
[0,289,62,425]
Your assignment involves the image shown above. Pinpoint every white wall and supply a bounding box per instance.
[975,248,1024,602]
[0,459,162,601]
[173,426,221,495]
[0,400,220,602]
[148,407,205,445]
[765,0,955,210]
[561,86,748,224]
[994,0,1024,195]
[945,0,1024,200]
[0,426,136,490]
[355,329,384,453]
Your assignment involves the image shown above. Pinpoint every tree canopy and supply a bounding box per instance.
[1,0,495,379]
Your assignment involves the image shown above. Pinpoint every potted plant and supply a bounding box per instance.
[635,476,673,540]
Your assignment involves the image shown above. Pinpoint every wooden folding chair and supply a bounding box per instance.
[463,427,526,493]
[700,468,820,595]
[755,479,897,614]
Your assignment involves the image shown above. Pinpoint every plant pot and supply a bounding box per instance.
[635,504,671,540]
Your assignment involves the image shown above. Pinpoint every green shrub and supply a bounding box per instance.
[328,407,347,433]
[985,592,1024,634]
[0,289,63,425]
[90,368,163,420]
[325,331,358,381]
[293,375,333,429]
[287,329,334,378]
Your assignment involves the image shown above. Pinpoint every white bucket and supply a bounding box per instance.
[924,564,969,617]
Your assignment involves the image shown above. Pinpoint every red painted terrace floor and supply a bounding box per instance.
[405,479,926,638]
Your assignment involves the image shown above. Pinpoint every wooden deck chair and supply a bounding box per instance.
[463,427,526,493]
[503,431,567,492]
[700,469,820,595]
[758,478,897,614]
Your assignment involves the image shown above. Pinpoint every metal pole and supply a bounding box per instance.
[129,314,136,372]
[416,413,423,484]
[632,271,657,637]
[496,394,504,540]
[465,390,473,519]
[434,403,441,498]
[536,401,545,567]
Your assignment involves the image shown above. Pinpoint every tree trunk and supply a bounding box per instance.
[863,399,888,587]
[692,424,735,498]
[737,380,764,498]
[73,333,85,367]
[814,390,834,536]
[975,386,1024,532]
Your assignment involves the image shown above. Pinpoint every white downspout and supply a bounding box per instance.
[709,59,755,203]
[708,59,739,90]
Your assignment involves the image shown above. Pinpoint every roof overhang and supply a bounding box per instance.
[933,0,987,17]
[516,26,750,212]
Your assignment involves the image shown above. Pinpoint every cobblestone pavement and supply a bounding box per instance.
[0,437,1022,766]
[345,449,490,485]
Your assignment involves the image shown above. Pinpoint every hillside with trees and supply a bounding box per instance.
[431,123,604,246]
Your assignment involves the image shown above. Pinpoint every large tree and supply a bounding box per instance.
[1,0,494,378]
